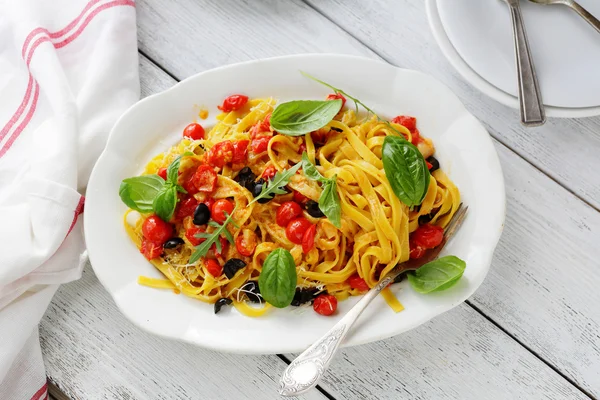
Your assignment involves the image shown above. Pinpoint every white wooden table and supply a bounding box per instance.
[41,1,600,399]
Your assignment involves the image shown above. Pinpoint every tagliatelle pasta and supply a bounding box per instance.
[121,94,460,317]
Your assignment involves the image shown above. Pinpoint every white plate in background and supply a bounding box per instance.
[85,54,505,354]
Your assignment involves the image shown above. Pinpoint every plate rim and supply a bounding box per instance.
[84,53,507,354]
[425,0,600,118]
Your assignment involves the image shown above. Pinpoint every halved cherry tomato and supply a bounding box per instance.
[203,197,215,211]
[286,217,312,245]
[232,140,250,164]
[142,215,173,244]
[313,294,337,316]
[140,239,162,260]
[211,199,234,224]
[348,274,369,292]
[297,143,307,154]
[260,113,272,132]
[205,259,223,277]
[183,123,205,140]
[235,229,258,257]
[276,201,303,227]
[293,191,308,205]
[409,239,426,259]
[206,141,233,168]
[185,226,206,246]
[157,168,167,180]
[426,161,433,170]
[391,115,417,131]
[412,224,444,249]
[189,165,218,193]
[174,196,198,220]
[262,165,277,180]
[251,136,271,153]
[217,94,249,112]
[411,128,421,145]
[301,224,317,254]
[326,93,347,108]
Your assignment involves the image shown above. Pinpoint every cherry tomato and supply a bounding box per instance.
[313,294,337,316]
[411,128,421,145]
[142,215,173,244]
[232,140,250,164]
[183,123,205,140]
[157,168,167,180]
[286,217,312,245]
[217,94,249,112]
[293,191,309,204]
[409,239,426,259]
[211,199,234,224]
[140,239,163,260]
[235,229,258,256]
[276,201,303,227]
[262,165,277,180]
[205,259,223,277]
[426,161,433,170]
[189,165,218,193]
[412,224,444,249]
[326,93,346,108]
[260,113,272,132]
[310,129,327,144]
[251,136,271,153]
[206,141,233,168]
[301,224,317,254]
[391,115,417,131]
[297,143,307,154]
[348,274,369,292]
[203,197,215,211]
[174,196,198,220]
[185,226,206,246]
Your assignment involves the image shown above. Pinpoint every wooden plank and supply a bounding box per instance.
[40,264,325,400]
[288,304,589,400]
[300,0,600,210]
[39,55,326,400]
[134,1,600,396]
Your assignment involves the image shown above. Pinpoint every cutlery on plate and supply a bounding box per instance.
[279,204,469,396]
[502,0,546,126]
[529,0,600,34]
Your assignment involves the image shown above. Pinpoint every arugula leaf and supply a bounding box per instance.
[270,100,342,136]
[301,152,325,182]
[407,256,466,294]
[189,207,238,263]
[319,177,341,228]
[249,162,302,205]
[258,248,297,308]
[119,175,165,213]
[382,135,430,207]
[153,185,178,221]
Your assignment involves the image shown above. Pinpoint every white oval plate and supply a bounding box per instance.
[426,0,600,118]
[85,54,505,354]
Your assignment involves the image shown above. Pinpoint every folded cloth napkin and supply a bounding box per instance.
[0,0,139,398]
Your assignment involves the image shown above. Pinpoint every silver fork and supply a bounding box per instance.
[502,0,546,127]
[528,0,600,34]
[279,205,469,396]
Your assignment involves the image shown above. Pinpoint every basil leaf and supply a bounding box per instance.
[301,152,325,182]
[407,256,466,294]
[258,248,297,308]
[382,135,430,207]
[153,185,178,221]
[166,152,193,185]
[319,177,341,228]
[270,99,342,136]
[119,175,165,213]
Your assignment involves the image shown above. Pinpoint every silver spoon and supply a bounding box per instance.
[529,0,600,34]
[502,0,546,126]
[279,205,468,396]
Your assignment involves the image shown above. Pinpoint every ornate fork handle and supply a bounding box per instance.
[279,276,394,396]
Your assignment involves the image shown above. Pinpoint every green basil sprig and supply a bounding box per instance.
[258,248,297,308]
[382,136,430,208]
[249,162,302,205]
[189,209,238,263]
[301,152,341,228]
[119,153,192,221]
[407,256,466,294]
[270,100,342,136]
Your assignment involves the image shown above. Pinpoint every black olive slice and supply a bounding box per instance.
[214,298,233,314]
[223,258,247,279]
[163,237,185,249]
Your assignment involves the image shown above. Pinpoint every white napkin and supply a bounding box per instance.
[0,0,139,398]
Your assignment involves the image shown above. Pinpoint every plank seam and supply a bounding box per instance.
[276,354,338,400]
